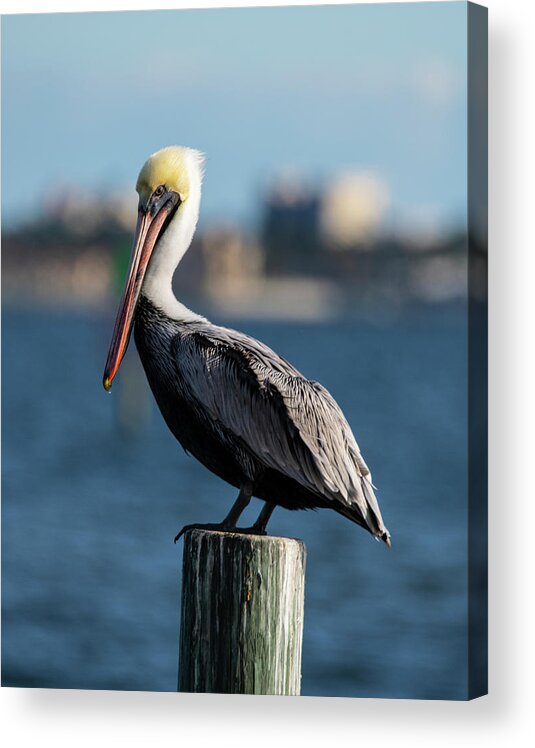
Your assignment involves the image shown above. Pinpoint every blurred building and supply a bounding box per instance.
[320,172,389,251]
[2,176,468,314]
[261,173,323,275]
[200,224,263,301]
[260,168,467,309]
[2,187,137,306]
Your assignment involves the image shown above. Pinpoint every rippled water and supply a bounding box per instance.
[2,303,468,698]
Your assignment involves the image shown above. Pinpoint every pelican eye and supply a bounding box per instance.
[154,185,166,197]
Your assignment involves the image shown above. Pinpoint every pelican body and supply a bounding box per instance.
[103,146,391,545]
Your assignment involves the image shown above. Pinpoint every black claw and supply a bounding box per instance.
[174,524,201,543]
[174,522,229,543]
[234,525,268,536]
[174,528,186,543]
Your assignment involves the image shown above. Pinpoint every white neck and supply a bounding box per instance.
[142,187,204,322]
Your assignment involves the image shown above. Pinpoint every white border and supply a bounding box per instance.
[2,1,535,747]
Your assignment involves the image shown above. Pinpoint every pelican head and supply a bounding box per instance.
[103,146,204,392]
[135,145,204,212]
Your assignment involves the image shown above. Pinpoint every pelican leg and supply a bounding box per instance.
[234,501,276,537]
[174,483,253,543]
[251,502,276,535]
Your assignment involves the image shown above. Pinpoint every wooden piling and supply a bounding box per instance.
[178,528,306,695]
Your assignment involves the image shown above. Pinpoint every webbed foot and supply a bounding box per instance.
[174,521,269,543]
[174,522,232,543]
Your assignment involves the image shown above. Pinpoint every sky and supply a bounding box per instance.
[1,3,467,232]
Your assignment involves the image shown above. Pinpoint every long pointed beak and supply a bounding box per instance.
[102,198,176,392]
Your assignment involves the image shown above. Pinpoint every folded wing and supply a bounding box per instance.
[172,325,390,542]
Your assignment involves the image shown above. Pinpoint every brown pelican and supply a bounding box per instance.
[103,146,391,546]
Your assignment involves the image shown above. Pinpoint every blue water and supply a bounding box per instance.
[1,303,468,698]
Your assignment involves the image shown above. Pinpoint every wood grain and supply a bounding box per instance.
[178,528,306,695]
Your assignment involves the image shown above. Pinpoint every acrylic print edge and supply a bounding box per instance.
[467,0,488,701]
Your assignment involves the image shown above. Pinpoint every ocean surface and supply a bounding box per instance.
[2,302,468,699]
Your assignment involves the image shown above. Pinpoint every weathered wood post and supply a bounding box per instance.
[178,528,306,695]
